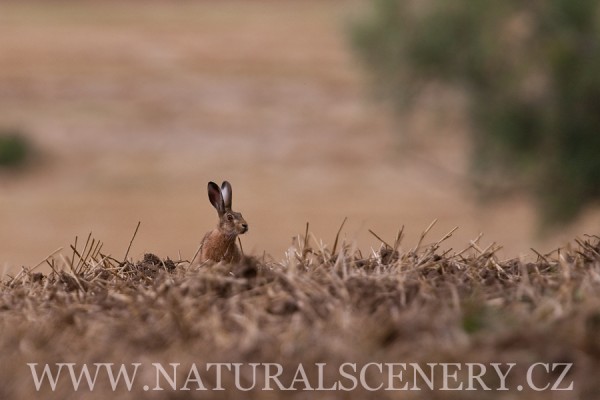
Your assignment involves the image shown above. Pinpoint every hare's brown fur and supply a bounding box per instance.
[200,229,242,264]
[199,181,247,264]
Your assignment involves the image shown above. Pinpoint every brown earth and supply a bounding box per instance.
[2,234,599,399]
[0,0,598,273]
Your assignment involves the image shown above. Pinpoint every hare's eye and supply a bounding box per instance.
[227,214,234,221]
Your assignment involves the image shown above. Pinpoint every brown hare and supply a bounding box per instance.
[199,181,248,264]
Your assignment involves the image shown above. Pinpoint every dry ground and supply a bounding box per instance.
[0,0,599,272]
[1,232,599,399]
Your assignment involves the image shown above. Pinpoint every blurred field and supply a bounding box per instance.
[0,0,599,272]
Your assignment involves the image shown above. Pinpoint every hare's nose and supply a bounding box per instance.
[242,223,248,230]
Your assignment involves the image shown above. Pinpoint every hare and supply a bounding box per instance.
[198,181,248,264]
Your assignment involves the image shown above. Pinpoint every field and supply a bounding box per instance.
[1,0,599,272]
[1,1,600,398]
[1,229,600,399]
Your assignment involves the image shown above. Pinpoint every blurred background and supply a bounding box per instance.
[1,0,599,272]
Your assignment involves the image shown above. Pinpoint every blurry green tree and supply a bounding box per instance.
[352,0,600,228]
[0,130,30,169]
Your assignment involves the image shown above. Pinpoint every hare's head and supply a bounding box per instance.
[207,181,248,237]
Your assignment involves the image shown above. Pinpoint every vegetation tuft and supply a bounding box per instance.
[1,225,600,398]
[0,129,31,169]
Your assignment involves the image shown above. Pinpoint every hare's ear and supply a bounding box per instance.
[207,181,225,216]
[221,181,232,210]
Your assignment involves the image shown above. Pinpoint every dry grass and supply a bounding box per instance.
[1,224,599,399]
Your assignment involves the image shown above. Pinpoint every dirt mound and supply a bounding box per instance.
[1,230,599,399]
